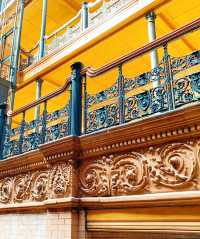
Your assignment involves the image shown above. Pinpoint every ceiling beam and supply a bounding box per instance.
[44,78,62,87]
[60,0,80,11]
[158,13,196,51]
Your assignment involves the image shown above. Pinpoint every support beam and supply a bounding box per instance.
[38,0,47,59]
[81,2,89,30]
[146,11,159,69]
[159,13,196,51]
[35,0,47,119]
[44,78,62,87]
[35,79,43,120]
[0,104,7,159]
[70,62,83,136]
[9,0,24,111]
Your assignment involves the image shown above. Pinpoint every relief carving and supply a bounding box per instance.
[0,162,72,204]
[14,174,32,202]
[149,143,197,188]
[0,142,199,204]
[49,163,71,197]
[31,172,48,201]
[80,153,148,196]
[0,178,12,203]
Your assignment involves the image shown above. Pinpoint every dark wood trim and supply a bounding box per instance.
[85,17,200,77]
[10,78,71,116]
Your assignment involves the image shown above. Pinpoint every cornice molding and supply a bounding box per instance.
[1,191,200,212]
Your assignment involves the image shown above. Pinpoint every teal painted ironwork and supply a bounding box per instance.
[118,64,125,124]
[0,104,7,159]
[18,111,26,154]
[10,0,25,111]
[163,44,175,111]
[1,49,200,159]
[70,62,83,136]
[83,74,88,134]
[41,101,47,144]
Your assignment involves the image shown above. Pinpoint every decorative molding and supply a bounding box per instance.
[80,142,199,197]
[0,161,73,205]
[80,153,148,196]
[149,143,197,188]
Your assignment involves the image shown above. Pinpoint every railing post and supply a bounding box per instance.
[163,44,175,111]
[83,74,88,134]
[118,64,125,124]
[41,100,47,144]
[81,2,89,30]
[0,104,7,159]
[35,79,43,120]
[70,62,83,136]
[18,111,26,154]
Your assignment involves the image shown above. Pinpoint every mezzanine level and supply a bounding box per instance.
[1,17,199,159]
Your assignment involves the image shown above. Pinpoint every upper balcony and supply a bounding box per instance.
[1,14,200,159]
[18,0,196,85]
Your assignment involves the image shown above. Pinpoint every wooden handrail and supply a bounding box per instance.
[10,17,200,117]
[86,17,200,77]
[9,77,71,117]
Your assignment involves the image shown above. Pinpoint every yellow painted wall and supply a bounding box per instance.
[12,0,200,125]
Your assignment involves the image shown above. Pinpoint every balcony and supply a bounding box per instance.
[1,17,200,159]
[19,0,138,70]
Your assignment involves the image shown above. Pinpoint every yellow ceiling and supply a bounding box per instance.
[13,0,200,125]
[21,0,97,50]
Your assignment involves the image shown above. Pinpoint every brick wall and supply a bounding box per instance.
[0,209,78,239]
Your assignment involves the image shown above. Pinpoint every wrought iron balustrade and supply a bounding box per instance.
[85,50,200,133]
[1,18,200,159]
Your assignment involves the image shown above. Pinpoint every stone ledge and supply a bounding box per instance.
[1,191,200,212]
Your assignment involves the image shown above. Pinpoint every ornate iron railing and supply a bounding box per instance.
[2,104,71,158]
[1,77,72,159]
[1,18,200,159]
[85,50,200,133]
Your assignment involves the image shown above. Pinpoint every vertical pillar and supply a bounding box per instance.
[0,104,7,159]
[70,62,83,136]
[81,2,89,30]
[146,11,159,70]
[35,79,43,120]
[36,0,47,119]
[38,0,47,59]
[9,0,24,111]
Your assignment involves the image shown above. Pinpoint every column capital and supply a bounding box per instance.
[146,11,156,22]
[71,62,83,73]
[36,78,44,84]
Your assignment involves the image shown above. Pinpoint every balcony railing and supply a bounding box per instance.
[19,0,136,70]
[0,17,200,159]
